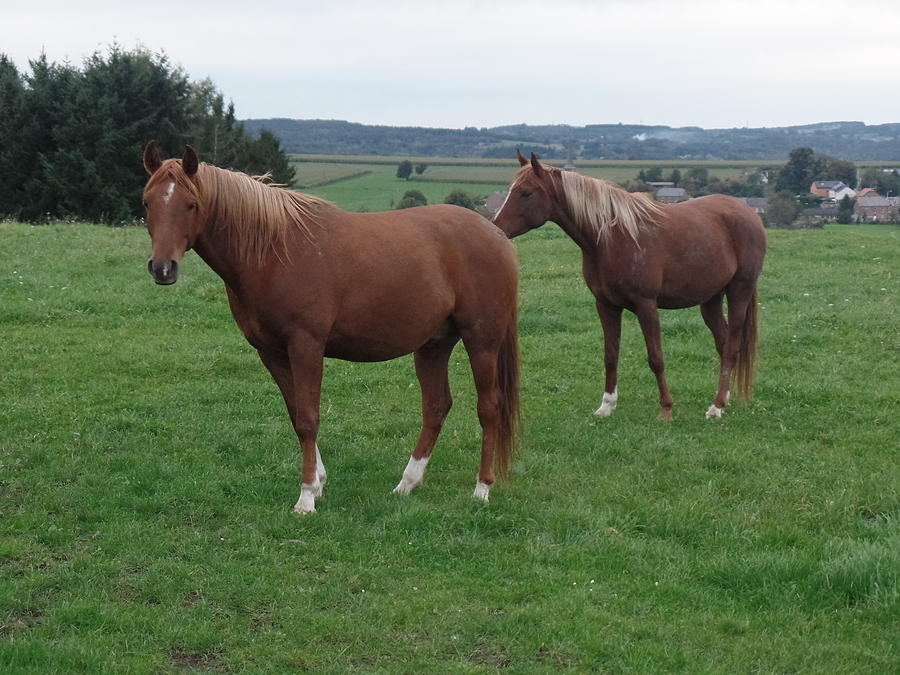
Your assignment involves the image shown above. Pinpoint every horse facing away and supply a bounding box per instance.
[141,141,520,513]
[494,152,766,420]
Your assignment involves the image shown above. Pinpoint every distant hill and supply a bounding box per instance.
[241,119,900,161]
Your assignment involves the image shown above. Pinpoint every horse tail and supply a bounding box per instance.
[495,311,521,480]
[735,286,759,403]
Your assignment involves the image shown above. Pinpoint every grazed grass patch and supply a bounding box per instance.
[0,221,897,672]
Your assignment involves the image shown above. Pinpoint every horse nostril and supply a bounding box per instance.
[147,259,154,276]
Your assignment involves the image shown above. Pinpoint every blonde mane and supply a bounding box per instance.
[147,159,330,264]
[559,170,663,243]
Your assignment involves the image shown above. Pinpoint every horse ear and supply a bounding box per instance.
[182,145,199,177]
[516,149,528,166]
[143,140,162,175]
[530,152,543,178]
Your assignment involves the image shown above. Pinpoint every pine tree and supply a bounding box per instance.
[0,55,26,217]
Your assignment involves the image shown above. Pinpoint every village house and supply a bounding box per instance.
[655,186,687,203]
[810,180,856,201]
[854,195,900,223]
[741,197,768,214]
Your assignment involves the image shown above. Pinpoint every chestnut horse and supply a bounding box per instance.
[494,152,766,420]
[141,141,519,513]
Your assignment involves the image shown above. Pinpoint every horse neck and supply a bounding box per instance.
[549,181,599,252]
[193,226,246,290]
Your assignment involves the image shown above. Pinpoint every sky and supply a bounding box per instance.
[4,0,900,130]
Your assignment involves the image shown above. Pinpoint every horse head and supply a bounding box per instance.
[142,141,204,285]
[492,150,558,238]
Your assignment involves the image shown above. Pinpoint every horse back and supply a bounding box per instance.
[299,204,517,360]
[658,195,766,274]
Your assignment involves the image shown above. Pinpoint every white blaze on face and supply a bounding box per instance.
[162,181,175,205]
[492,188,513,222]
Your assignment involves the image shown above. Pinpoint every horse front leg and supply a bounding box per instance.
[283,336,325,514]
[634,302,674,421]
[393,336,457,495]
[594,298,623,418]
[258,349,328,495]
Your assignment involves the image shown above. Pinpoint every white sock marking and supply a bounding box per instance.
[705,404,724,419]
[594,386,618,417]
[315,444,327,487]
[162,181,175,204]
[473,480,492,502]
[293,476,322,514]
[393,456,429,495]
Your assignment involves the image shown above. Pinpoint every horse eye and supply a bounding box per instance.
[187,203,196,211]
[520,189,533,198]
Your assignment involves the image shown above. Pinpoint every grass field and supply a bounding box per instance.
[1,221,898,672]
[290,156,762,212]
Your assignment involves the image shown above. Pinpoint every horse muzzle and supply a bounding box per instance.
[148,259,179,285]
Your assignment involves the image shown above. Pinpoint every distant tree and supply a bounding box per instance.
[686,167,709,185]
[776,147,817,194]
[0,55,26,217]
[821,156,856,188]
[415,163,428,175]
[775,147,856,194]
[0,45,295,223]
[397,189,427,209]
[670,168,682,185]
[239,129,296,186]
[644,166,663,182]
[859,166,900,196]
[766,191,801,228]
[637,169,647,182]
[837,195,855,223]
[444,189,475,210]
[396,160,413,180]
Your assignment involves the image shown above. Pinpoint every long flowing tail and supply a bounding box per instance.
[494,312,521,479]
[735,287,759,403]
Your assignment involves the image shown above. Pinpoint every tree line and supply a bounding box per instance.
[0,46,295,224]
[245,118,900,161]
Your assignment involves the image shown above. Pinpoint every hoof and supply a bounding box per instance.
[705,404,723,419]
[394,456,428,495]
[472,480,491,503]
[657,408,673,422]
[392,479,416,495]
[293,482,319,514]
[594,389,618,418]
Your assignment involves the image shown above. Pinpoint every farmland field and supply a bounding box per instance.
[291,155,764,212]
[1,220,898,672]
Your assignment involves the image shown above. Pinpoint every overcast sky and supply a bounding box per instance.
[4,0,899,130]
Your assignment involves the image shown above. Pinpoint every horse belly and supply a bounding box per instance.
[326,292,455,362]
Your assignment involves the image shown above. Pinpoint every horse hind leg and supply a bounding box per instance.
[706,282,754,419]
[700,294,731,418]
[393,334,457,495]
[634,302,674,421]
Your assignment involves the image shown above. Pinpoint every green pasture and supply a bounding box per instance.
[290,155,762,211]
[302,171,508,213]
[1,221,898,672]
